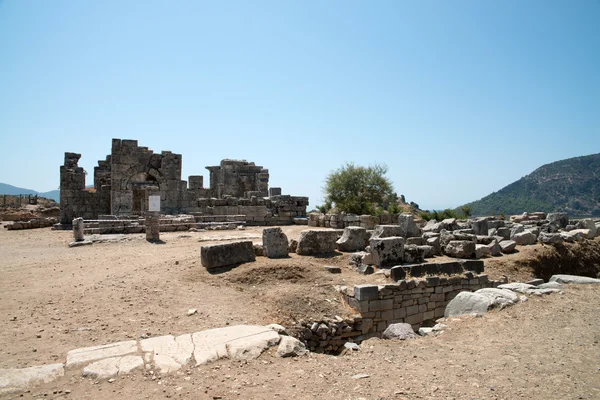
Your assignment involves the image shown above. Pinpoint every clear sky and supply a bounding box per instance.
[1,1,599,210]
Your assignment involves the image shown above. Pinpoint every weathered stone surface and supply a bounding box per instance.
[498,282,535,293]
[398,214,421,238]
[513,231,536,245]
[82,355,144,379]
[485,240,502,256]
[296,230,339,255]
[538,232,563,244]
[323,265,341,273]
[426,236,441,255]
[561,230,587,242]
[66,340,138,367]
[470,217,489,236]
[423,218,458,233]
[444,240,476,259]
[336,226,369,252]
[192,325,281,365]
[382,323,417,340]
[0,364,64,395]
[526,278,545,286]
[390,265,406,281]
[406,237,424,246]
[262,227,289,258]
[418,245,435,258]
[370,237,405,266]
[403,244,424,264]
[499,240,517,253]
[549,274,600,284]
[537,281,564,289]
[140,334,194,373]
[200,241,255,269]
[476,288,519,307]
[444,292,492,317]
[288,239,298,253]
[73,217,84,241]
[371,225,402,239]
[276,336,307,357]
[547,212,569,228]
[475,244,491,259]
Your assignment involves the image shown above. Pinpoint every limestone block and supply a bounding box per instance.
[140,334,194,374]
[370,237,405,267]
[444,240,476,259]
[262,227,289,258]
[469,217,489,236]
[200,241,255,269]
[513,231,536,245]
[371,225,402,239]
[398,214,421,238]
[82,355,144,379]
[296,230,339,255]
[0,364,64,395]
[499,240,517,253]
[336,226,369,252]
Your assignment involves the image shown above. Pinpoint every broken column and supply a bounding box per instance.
[146,211,160,241]
[73,217,85,241]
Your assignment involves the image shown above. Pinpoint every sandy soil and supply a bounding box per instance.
[1,225,599,399]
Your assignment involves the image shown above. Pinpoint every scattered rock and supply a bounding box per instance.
[351,373,370,379]
[382,323,417,340]
[499,240,517,254]
[336,226,369,252]
[537,282,564,290]
[497,283,535,293]
[187,309,198,316]
[343,342,360,351]
[475,288,519,307]
[323,265,341,274]
[275,336,307,357]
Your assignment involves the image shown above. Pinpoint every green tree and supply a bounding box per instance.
[460,205,472,218]
[323,162,396,215]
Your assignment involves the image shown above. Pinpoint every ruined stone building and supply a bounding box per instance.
[60,139,308,225]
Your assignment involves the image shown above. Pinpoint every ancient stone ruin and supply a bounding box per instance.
[59,139,308,226]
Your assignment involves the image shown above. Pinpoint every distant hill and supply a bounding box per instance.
[0,183,60,203]
[461,153,600,217]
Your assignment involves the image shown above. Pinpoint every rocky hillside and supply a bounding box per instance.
[462,153,600,217]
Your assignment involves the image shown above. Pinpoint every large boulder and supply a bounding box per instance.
[470,217,489,236]
[444,292,492,317]
[444,240,476,259]
[370,236,405,267]
[382,323,417,340]
[485,240,502,256]
[336,226,369,252]
[549,274,600,284]
[276,336,307,357]
[403,244,425,264]
[296,230,340,255]
[200,241,256,269]
[398,214,422,238]
[513,231,537,246]
[262,227,289,258]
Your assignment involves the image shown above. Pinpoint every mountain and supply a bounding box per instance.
[461,153,600,217]
[0,183,60,203]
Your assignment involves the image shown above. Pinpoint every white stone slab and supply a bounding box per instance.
[0,364,64,395]
[66,340,138,367]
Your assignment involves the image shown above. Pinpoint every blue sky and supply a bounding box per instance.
[1,0,598,210]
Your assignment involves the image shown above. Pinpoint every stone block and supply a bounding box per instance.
[296,230,339,255]
[262,227,289,258]
[354,284,379,301]
[460,260,485,274]
[200,241,255,269]
[336,226,369,252]
[371,225,403,239]
[370,237,405,267]
[444,240,476,259]
[390,265,406,282]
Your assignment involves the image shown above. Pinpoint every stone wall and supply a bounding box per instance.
[308,212,400,229]
[5,217,58,230]
[59,139,308,225]
[295,272,504,353]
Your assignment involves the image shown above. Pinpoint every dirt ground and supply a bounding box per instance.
[1,225,599,399]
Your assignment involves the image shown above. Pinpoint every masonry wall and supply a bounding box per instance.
[295,272,504,353]
[308,212,400,229]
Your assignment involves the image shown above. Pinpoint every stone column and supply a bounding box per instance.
[73,217,85,241]
[146,211,160,241]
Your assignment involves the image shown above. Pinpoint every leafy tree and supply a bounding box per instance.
[460,205,472,218]
[322,162,396,215]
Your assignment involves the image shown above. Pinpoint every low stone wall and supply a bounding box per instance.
[80,216,244,234]
[294,271,505,353]
[4,217,58,230]
[191,195,308,226]
[308,212,400,229]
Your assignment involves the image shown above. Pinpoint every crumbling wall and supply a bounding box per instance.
[206,160,269,198]
[60,153,110,224]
